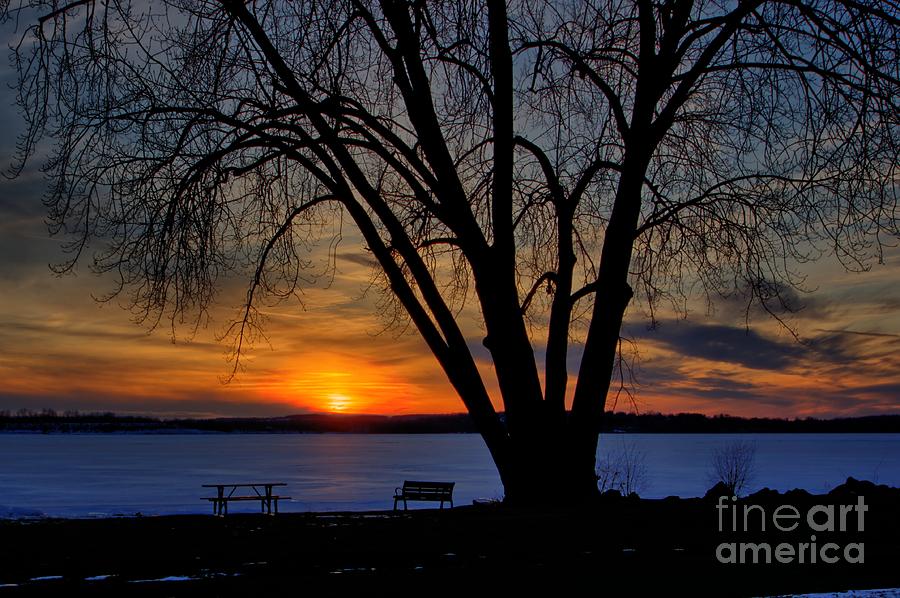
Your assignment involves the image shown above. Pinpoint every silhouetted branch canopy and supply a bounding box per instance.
[3,0,898,454]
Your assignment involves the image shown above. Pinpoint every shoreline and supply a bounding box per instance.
[4,411,900,434]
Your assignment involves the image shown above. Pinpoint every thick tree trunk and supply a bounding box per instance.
[498,438,601,505]
[557,150,650,505]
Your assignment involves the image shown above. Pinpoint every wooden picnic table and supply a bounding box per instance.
[202,482,289,516]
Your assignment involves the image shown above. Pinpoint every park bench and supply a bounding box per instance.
[202,482,289,516]
[393,480,454,510]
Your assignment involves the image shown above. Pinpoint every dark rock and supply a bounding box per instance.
[828,477,899,502]
[783,488,812,502]
[599,489,622,501]
[747,487,780,502]
[829,477,875,497]
[703,482,733,501]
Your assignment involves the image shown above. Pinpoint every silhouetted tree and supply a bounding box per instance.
[2,0,898,502]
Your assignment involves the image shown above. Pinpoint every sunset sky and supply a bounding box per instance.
[1,70,898,420]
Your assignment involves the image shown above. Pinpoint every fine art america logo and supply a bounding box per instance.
[715,496,867,564]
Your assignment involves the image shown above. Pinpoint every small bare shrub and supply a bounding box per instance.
[709,441,757,496]
[597,440,648,496]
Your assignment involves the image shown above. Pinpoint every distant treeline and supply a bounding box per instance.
[601,412,900,433]
[1,409,899,434]
[0,410,478,434]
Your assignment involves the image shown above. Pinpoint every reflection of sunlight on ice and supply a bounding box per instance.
[327,393,352,412]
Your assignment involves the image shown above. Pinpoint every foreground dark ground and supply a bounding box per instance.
[1,479,898,597]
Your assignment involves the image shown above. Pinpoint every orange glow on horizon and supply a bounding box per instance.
[270,353,460,415]
[1,239,897,419]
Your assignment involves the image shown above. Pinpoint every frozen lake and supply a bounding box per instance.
[1,433,898,517]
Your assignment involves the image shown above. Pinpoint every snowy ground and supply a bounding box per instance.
[775,590,900,597]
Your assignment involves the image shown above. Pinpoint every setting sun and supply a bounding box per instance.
[327,393,353,413]
[277,356,444,415]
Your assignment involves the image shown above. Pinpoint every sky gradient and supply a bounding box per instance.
[1,71,898,420]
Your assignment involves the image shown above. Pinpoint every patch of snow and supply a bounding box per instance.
[129,576,194,583]
[773,589,900,598]
[0,505,45,519]
[29,576,63,582]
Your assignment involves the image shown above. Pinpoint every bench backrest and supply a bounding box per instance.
[402,480,454,498]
